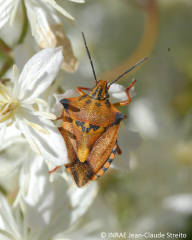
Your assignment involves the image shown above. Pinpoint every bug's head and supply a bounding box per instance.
[82,32,148,97]
[88,80,109,100]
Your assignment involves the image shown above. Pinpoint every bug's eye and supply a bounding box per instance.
[104,93,109,98]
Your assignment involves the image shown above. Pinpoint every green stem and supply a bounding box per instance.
[0,58,14,79]
[0,39,11,55]
[17,0,28,44]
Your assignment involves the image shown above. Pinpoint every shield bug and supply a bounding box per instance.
[50,32,147,188]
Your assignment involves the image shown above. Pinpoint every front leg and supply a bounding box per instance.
[113,79,136,107]
[76,87,90,96]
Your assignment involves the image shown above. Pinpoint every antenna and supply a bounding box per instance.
[109,57,148,86]
[82,32,97,83]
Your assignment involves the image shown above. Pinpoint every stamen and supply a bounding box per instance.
[19,198,27,214]
[27,134,41,155]
[0,103,7,114]
[40,112,57,120]
[6,117,15,127]
[9,1,20,27]
[0,111,15,123]
[13,188,24,209]
[34,98,48,106]
[0,89,9,101]
[0,101,18,116]
[30,9,37,36]
[24,172,31,196]
[0,83,10,95]
[24,119,50,135]
[12,65,20,81]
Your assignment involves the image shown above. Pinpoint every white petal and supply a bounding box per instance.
[13,47,64,101]
[31,1,78,72]
[108,83,125,93]
[16,107,68,165]
[1,123,24,151]
[19,154,55,230]
[43,0,74,20]
[0,123,7,151]
[0,0,15,29]
[109,83,136,101]
[129,99,159,138]
[35,176,71,240]
[162,194,192,214]
[24,118,51,135]
[111,128,142,171]
[0,193,22,239]
[36,177,98,240]
[52,90,76,117]
[15,115,41,155]
[68,181,98,225]
[0,147,28,177]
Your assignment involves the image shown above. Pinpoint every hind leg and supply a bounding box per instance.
[91,141,117,181]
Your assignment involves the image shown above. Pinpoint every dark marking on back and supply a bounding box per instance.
[60,99,69,112]
[111,112,125,126]
[79,122,85,132]
[91,87,99,98]
[95,102,101,107]
[78,95,87,101]
[105,99,110,108]
[75,120,81,127]
[97,88,103,99]
[90,124,100,131]
[75,120,101,134]
[85,100,91,104]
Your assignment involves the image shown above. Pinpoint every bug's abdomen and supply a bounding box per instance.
[72,120,106,163]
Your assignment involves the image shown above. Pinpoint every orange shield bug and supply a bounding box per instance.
[50,32,147,188]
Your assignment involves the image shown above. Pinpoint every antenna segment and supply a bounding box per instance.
[82,32,97,82]
[109,57,148,86]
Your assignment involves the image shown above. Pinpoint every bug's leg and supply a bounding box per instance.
[91,142,117,181]
[58,127,62,133]
[76,87,90,96]
[53,110,64,121]
[113,79,136,107]
[49,166,61,174]
[117,143,122,155]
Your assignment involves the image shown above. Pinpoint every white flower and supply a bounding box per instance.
[0,47,68,166]
[0,0,83,72]
[0,0,82,34]
[162,194,192,214]
[0,155,98,240]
